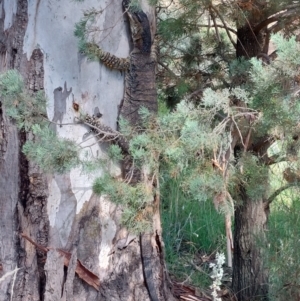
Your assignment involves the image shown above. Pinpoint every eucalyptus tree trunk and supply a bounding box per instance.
[0,1,175,300]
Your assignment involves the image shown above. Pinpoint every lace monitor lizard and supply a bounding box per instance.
[78,2,162,301]
[83,0,157,127]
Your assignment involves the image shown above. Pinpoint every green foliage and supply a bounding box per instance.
[128,0,142,12]
[158,95,169,115]
[4,5,300,294]
[0,70,47,130]
[182,35,202,67]
[138,106,153,127]
[0,70,81,174]
[90,91,242,233]
[70,0,300,293]
[159,17,194,40]
[185,172,225,202]
[93,175,153,232]
[107,144,123,162]
[74,9,99,59]
[148,0,158,6]
[0,69,23,97]
[272,34,300,77]
[267,197,300,300]
[158,5,236,111]
[118,116,132,138]
[229,57,252,79]
[161,177,225,288]
[248,40,300,137]
[162,83,190,109]
[74,19,88,42]
[23,125,80,173]
[237,154,269,200]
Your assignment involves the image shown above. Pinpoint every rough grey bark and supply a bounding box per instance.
[0,1,176,300]
[61,248,77,301]
[0,112,19,299]
[44,250,64,301]
[232,194,269,301]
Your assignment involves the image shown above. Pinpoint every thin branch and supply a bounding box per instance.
[231,117,245,148]
[43,117,78,127]
[210,5,236,49]
[265,183,299,207]
[198,24,237,35]
[190,260,210,277]
[269,15,300,34]
[243,128,252,152]
[209,8,221,43]
[254,8,300,33]
[262,29,271,54]
[158,60,178,78]
[187,88,203,99]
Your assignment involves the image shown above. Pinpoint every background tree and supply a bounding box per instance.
[158,1,300,300]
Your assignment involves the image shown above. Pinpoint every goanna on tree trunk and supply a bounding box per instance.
[0,1,176,300]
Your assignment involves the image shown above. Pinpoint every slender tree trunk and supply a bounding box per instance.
[232,3,270,299]
[0,1,175,300]
[232,190,269,301]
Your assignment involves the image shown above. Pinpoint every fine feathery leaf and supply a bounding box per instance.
[23,125,81,173]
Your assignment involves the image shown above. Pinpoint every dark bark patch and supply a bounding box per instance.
[27,49,44,93]
[11,48,17,68]
[236,25,264,58]
[99,246,147,301]
[18,130,29,207]
[77,206,102,266]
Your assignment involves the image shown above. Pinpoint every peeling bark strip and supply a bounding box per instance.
[20,233,100,291]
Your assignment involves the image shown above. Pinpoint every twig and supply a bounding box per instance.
[243,128,252,152]
[265,183,299,207]
[210,5,236,49]
[198,24,237,34]
[209,8,221,43]
[190,260,210,277]
[158,60,178,78]
[20,233,49,253]
[231,117,246,148]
